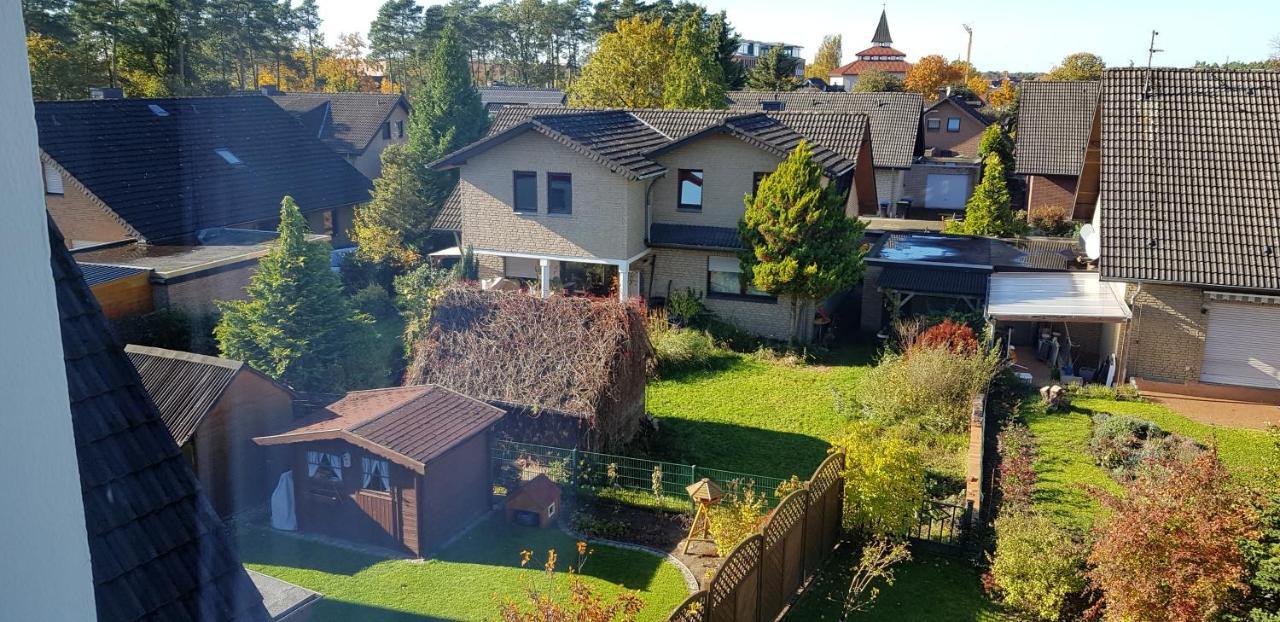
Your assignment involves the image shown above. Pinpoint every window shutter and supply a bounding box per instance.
[708,256,741,273]
[43,162,64,195]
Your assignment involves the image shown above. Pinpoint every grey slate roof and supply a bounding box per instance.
[78,263,146,287]
[478,86,566,107]
[650,223,744,250]
[36,96,373,243]
[872,9,894,45]
[50,220,268,622]
[1097,68,1280,291]
[924,95,994,126]
[269,92,409,155]
[726,91,924,168]
[1014,81,1100,176]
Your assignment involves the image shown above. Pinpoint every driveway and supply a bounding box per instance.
[1140,389,1280,430]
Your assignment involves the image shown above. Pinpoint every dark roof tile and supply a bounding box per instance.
[650,223,743,250]
[269,91,408,155]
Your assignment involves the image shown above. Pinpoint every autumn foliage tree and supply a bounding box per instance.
[1088,451,1260,622]
[987,78,1020,109]
[903,54,964,100]
[1044,52,1105,81]
[806,34,842,80]
[569,16,674,108]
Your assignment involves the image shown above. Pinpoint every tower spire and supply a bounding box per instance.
[872,8,893,47]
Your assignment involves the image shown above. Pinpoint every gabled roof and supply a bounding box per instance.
[35,96,373,243]
[269,91,409,155]
[50,220,268,622]
[478,86,566,108]
[433,186,464,232]
[254,385,504,473]
[925,96,994,126]
[1014,80,1100,176]
[727,91,925,168]
[125,345,293,445]
[1097,68,1280,291]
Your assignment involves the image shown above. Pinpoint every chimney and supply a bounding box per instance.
[945,85,953,98]
[259,84,281,96]
[90,87,124,100]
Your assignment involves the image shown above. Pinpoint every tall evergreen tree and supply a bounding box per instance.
[293,0,322,89]
[944,153,1018,237]
[745,44,801,91]
[662,10,725,109]
[370,0,424,90]
[739,142,866,342]
[215,197,380,393]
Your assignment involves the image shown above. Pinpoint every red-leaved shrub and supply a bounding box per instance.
[915,319,980,355]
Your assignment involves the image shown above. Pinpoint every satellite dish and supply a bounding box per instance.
[1079,224,1101,261]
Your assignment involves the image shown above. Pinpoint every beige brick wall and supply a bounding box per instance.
[43,163,134,247]
[1124,283,1207,383]
[155,261,259,315]
[902,163,977,209]
[460,131,644,260]
[651,248,795,340]
[874,169,903,206]
[650,134,784,229]
[350,105,411,180]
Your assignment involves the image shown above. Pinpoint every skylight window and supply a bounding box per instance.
[214,148,243,165]
[147,104,169,117]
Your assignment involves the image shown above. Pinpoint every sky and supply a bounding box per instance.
[314,0,1280,73]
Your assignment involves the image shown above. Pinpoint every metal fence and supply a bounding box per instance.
[912,498,972,549]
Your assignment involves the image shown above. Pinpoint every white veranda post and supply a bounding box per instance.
[539,259,551,299]
[617,265,630,303]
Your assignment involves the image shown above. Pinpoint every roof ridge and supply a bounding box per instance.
[125,343,245,371]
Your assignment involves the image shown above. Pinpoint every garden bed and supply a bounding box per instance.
[569,497,724,587]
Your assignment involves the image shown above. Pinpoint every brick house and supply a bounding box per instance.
[430,108,877,340]
[269,90,411,180]
[1088,68,1280,392]
[1014,80,1100,221]
[828,10,911,91]
[922,94,992,158]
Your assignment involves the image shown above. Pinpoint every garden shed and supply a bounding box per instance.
[505,474,562,528]
[253,385,504,557]
[406,287,652,450]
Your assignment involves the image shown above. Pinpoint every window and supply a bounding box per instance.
[361,456,390,492]
[43,162,64,195]
[926,118,941,132]
[396,120,404,138]
[707,255,770,299]
[214,148,243,166]
[547,502,556,517]
[306,451,343,482]
[513,171,537,212]
[382,121,392,139]
[946,117,961,132]
[678,169,704,211]
[546,173,572,214]
[504,256,540,280]
[752,172,770,195]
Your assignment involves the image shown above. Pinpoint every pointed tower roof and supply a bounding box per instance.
[872,9,893,46]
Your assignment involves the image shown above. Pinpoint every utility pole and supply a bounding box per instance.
[962,24,973,66]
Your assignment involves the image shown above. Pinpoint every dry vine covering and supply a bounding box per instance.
[406,286,652,449]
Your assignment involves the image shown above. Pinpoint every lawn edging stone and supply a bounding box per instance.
[559,523,701,594]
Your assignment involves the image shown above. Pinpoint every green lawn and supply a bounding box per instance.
[646,345,875,479]
[788,547,1015,621]
[238,515,690,621]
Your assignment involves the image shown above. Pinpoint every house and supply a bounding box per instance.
[126,345,298,516]
[733,39,806,76]
[1086,68,1280,392]
[478,86,566,115]
[268,90,411,180]
[1013,80,1100,221]
[922,94,993,158]
[428,107,877,340]
[254,385,504,558]
[828,10,911,91]
[48,219,270,621]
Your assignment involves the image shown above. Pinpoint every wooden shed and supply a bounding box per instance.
[127,344,296,516]
[254,385,504,557]
[505,475,562,528]
[81,262,153,320]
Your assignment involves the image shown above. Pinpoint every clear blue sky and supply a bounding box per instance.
[315,0,1279,73]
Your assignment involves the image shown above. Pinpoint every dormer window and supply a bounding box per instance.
[214,148,243,166]
[43,161,64,195]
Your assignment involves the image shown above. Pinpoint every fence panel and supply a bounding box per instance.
[668,591,708,622]
[759,489,809,622]
[911,499,971,549]
[707,534,763,622]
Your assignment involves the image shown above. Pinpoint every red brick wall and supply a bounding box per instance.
[1026,175,1078,219]
[43,166,134,246]
[922,100,986,157]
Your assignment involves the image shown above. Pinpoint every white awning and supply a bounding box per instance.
[428,246,462,257]
[986,272,1131,323]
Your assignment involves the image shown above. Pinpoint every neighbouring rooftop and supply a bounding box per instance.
[72,228,327,280]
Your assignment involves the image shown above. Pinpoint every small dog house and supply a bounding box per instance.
[505,475,562,528]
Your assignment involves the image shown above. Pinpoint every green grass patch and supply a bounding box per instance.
[789,547,1014,621]
[238,515,689,621]
[1022,403,1121,531]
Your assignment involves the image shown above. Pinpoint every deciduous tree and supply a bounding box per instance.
[661,9,725,109]
[568,16,673,107]
[903,54,963,100]
[26,33,104,100]
[852,68,903,93]
[806,34,841,80]
[829,421,927,537]
[987,78,1019,109]
[1043,52,1105,81]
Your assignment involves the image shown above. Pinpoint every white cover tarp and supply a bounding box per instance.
[270,471,296,531]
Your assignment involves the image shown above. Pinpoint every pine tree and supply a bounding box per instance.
[945,153,1016,237]
[352,145,426,265]
[662,10,726,109]
[745,45,801,91]
[216,197,379,393]
[739,142,867,342]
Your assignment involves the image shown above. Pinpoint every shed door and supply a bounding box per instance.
[1201,301,1280,388]
[925,174,969,209]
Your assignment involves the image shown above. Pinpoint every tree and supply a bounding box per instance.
[852,68,903,93]
[978,124,1014,174]
[840,538,911,620]
[964,74,990,99]
[352,145,427,265]
[903,54,962,100]
[828,421,927,536]
[661,10,725,109]
[987,78,1019,109]
[1043,52,1105,81]
[215,197,380,393]
[944,153,1019,237]
[806,34,841,80]
[293,0,323,89]
[369,0,423,91]
[739,142,866,343]
[568,16,673,108]
[989,512,1089,621]
[1089,451,1260,622]
[27,33,104,100]
[745,44,801,91]
[708,11,745,90]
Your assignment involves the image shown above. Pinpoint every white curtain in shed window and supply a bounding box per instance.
[306,451,321,478]
[325,453,343,481]
[362,457,390,490]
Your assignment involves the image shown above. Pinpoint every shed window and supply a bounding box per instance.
[547,502,556,517]
[382,122,392,139]
[547,173,572,214]
[926,118,941,132]
[396,120,404,138]
[946,117,961,132]
[306,451,343,481]
[678,169,704,211]
[361,456,390,492]
[513,171,537,212]
[708,255,770,298]
[43,162,64,195]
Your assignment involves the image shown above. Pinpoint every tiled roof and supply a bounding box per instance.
[433,187,463,232]
[255,385,504,469]
[36,96,373,243]
[830,59,913,76]
[1097,68,1280,291]
[78,262,146,287]
[1014,80,1099,176]
[726,91,924,168]
[853,45,905,58]
[650,223,743,250]
[269,92,408,155]
[478,86,566,107]
[50,220,268,622]
[925,95,994,125]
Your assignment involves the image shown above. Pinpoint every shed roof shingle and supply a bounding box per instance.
[269,91,408,155]
[1014,80,1100,176]
[36,96,373,243]
[1097,68,1280,291]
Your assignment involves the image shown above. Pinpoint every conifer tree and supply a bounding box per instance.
[216,197,379,393]
[745,45,801,91]
[662,11,726,109]
[945,153,1017,237]
[739,142,866,342]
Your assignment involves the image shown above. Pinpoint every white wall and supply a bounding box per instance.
[0,0,98,617]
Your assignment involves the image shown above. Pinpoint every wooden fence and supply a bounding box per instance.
[665,451,845,622]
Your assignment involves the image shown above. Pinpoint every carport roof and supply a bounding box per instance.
[986,272,1131,323]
